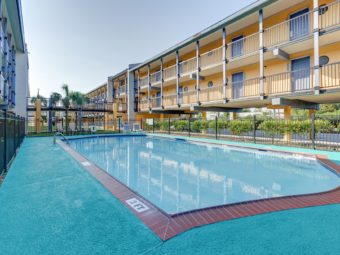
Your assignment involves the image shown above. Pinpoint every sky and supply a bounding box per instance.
[22,0,255,97]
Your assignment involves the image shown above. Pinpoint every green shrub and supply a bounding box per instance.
[229,120,253,135]
[258,119,286,136]
[174,120,188,132]
[190,120,208,133]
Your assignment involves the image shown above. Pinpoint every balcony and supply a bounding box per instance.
[151,97,161,108]
[139,77,148,90]
[163,65,176,82]
[320,1,340,30]
[139,99,149,111]
[150,71,161,85]
[320,61,340,89]
[179,89,196,105]
[179,57,196,76]
[163,94,177,108]
[227,32,259,61]
[230,78,261,100]
[117,85,127,96]
[200,47,223,70]
[266,68,314,95]
[200,85,224,103]
[118,102,127,113]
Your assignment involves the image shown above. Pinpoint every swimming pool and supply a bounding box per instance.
[68,135,340,214]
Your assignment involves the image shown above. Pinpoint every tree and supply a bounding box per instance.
[48,92,62,132]
[70,91,88,130]
[61,84,71,132]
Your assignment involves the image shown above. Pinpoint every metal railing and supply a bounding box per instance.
[200,85,224,102]
[179,57,196,76]
[227,32,259,60]
[150,71,161,85]
[231,78,261,99]
[264,11,312,48]
[266,68,314,95]
[140,76,149,88]
[200,47,223,69]
[0,111,25,175]
[319,0,340,30]
[118,102,127,112]
[118,85,127,95]
[180,90,196,105]
[163,94,177,107]
[320,61,340,89]
[163,65,176,81]
[150,97,162,108]
[139,99,149,111]
[139,115,340,151]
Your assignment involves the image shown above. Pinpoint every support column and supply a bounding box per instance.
[176,50,180,107]
[196,40,200,105]
[259,9,265,99]
[137,70,140,112]
[113,101,118,131]
[313,0,320,94]
[2,18,8,104]
[35,99,41,134]
[230,112,237,120]
[284,106,292,142]
[148,64,151,111]
[222,28,228,101]
[160,58,164,108]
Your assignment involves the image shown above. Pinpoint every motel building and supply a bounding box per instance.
[98,0,340,125]
[0,0,29,119]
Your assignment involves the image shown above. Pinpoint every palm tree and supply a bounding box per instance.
[30,95,48,107]
[70,91,88,130]
[48,92,62,132]
[61,84,71,132]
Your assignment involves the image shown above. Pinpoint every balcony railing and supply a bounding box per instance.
[201,47,223,69]
[118,103,127,112]
[139,99,149,111]
[163,65,176,81]
[151,97,162,108]
[320,61,340,89]
[266,68,314,95]
[180,90,196,105]
[231,78,261,99]
[163,94,177,107]
[200,85,224,102]
[150,71,161,85]
[140,77,149,88]
[118,85,127,95]
[264,10,312,48]
[227,32,259,60]
[319,0,340,30]
[179,57,196,76]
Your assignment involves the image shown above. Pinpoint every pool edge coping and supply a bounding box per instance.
[56,135,340,241]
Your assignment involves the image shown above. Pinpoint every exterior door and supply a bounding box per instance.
[290,9,309,40]
[232,72,244,99]
[178,86,183,104]
[156,92,161,107]
[231,36,244,58]
[291,57,311,91]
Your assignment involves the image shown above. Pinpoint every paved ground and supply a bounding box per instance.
[0,137,339,255]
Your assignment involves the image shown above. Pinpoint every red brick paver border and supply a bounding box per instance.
[58,140,340,241]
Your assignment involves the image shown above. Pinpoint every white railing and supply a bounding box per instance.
[319,0,340,30]
[151,97,162,108]
[179,57,196,76]
[163,65,176,81]
[264,11,312,48]
[118,85,127,95]
[140,76,149,88]
[226,32,259,60]
[139,99,149,111]
[199,85,224,102]
[231,78,260,99]
[150,71,161,84]
[200,47,223,69]
[163,94,177,107]
[180,90,197,105]
[320,62,340,89]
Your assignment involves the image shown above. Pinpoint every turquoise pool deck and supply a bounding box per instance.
[0,136,339,254]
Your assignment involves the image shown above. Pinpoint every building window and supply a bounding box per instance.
[208,81,214,88]
[320,56,329,66]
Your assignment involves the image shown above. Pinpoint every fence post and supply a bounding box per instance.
[152,118,155,134]
[168,118,171,135]
[118,118,121,133]
[140,119,143,131]
[3,111,7,172]
[188,118,191,137]
[253,115,256,144]
[311,113,315,150]
[215,116,218,140]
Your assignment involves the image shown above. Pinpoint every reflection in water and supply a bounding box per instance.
[69,136,340,214]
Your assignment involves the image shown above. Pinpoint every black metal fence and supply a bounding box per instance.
[0,111,26,175]
[116,115,340,151]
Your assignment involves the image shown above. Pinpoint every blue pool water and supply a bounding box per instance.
[68,135,340,214]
